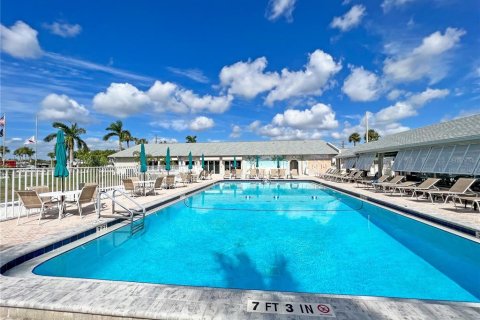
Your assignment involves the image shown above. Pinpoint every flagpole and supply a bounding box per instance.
[365,111,369,143]
[35,115,38,168]
[2,113,5,166]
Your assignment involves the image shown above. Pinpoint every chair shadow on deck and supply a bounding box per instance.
[214,251,299,292]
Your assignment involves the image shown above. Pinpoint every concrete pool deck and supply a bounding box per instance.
[1,177,480,319]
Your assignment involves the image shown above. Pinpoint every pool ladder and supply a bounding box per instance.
[96,189,146,235]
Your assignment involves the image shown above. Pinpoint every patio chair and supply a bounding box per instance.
[319,167,334,178]
[29,185,51,202]
[16,190,59,224]
[424,178,477,203]
[235,169,242,179]
[123,179,143,197]
[249,168,258,179]
[394,178,440,199]
[67,183,98,217]
[258,169,266,179]
[332,170,355,182]
[223,170,231,179]
[388,181,418,195]
[453,195,480,212]
[357,174,389,188]
[178,173,189,186]
[322,168,338,180]
[147,176,164,195]
[165,175,176,189]
[278,169,286,179]
[271,169,280,179]
[338,170,358,182]
[344,171,363,183]
[290,169,299,179]
[372,175,405,192]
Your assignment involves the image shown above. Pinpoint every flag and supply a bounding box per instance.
[0,129,3,137]
[24,136,36,145]
[0,115,5,127]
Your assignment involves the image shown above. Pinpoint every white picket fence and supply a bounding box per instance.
[0,165,180,221]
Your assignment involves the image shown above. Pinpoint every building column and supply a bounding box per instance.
[378,153,384,176]
[219,157,225,175]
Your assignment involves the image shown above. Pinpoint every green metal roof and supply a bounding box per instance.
[110,139,339,158]
[337,114,480,158]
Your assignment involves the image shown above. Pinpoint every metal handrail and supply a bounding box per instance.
[97,189,146,234]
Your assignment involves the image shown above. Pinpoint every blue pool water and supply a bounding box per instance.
[34,182,480,302]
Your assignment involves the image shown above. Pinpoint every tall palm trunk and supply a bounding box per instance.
[69,148,74,167]
[119,139,122,151]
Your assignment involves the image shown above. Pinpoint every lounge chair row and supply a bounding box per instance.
[224,168,300,179]
[319,168,479,211]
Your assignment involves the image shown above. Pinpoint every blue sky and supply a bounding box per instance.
[1,0,479,157]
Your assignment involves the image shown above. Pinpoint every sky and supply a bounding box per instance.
[1,0,479,158]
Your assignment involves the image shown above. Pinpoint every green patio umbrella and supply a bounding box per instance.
[256,155,259,168]
[165,147,171,174]
[188,151,193,171]
[54,130,69,192]
[276,156,280,169]
[201,154,205,170]
[233,156,237,169]
[139,144,147,190]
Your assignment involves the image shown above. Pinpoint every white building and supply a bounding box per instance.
[109,140,340,176]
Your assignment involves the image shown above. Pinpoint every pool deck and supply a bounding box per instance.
[1,177,480,320]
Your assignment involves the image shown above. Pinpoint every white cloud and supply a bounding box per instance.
[167,67,209,83]
[383,28,466,83]
[254,103,339,140]
[219,50,340,105]
[248,120,261,131]
[230,125,242,138]
[148,80,232,114]
[83,137,118,150]
[93,81,232,117]
[375,88,449,123]
[0,21,42,58]
[178,90,232,113]
[330,5,366,32]
[381,0,415,12]
[265,50,342,105]
[43,22,82,38]
[189,116,215,131]
[38,94,90,122]
[266,0,297,22]
[386,89,405,100]
[272,103,338,130]
[93,83,151,118]
[342,66,381,101]
[220,57,279,99]
[152,116,215,132]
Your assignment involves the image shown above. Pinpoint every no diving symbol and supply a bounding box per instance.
[317,304,330,314]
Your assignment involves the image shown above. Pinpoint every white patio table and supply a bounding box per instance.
[39,190,81,219]
[132,180,156,196]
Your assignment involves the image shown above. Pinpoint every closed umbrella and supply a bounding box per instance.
[233,156,237,169]
[256,155,259,168]
[165,147,171,175]
[276,156,280,169]
[188,151,193,171]
[54,130,69,216]
[201,154,205,169]
[139,144,147,193]
[54,130,69,192]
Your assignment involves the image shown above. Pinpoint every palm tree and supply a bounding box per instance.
[44,122,89,166]
[122,131,134,148]
[47,151,55,167]
[364,129,380,142]
[13,146,34,162]
[0,146,10,159]
[104,120,131,151]
[135,138,148,145]
[13,147,26,161]
[186,135,197,143]
[348,132,361,146]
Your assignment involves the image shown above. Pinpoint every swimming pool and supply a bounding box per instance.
[34,181,480,302]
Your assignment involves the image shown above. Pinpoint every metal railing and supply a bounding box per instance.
[0,165,188,220]
[97,189,146,235]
